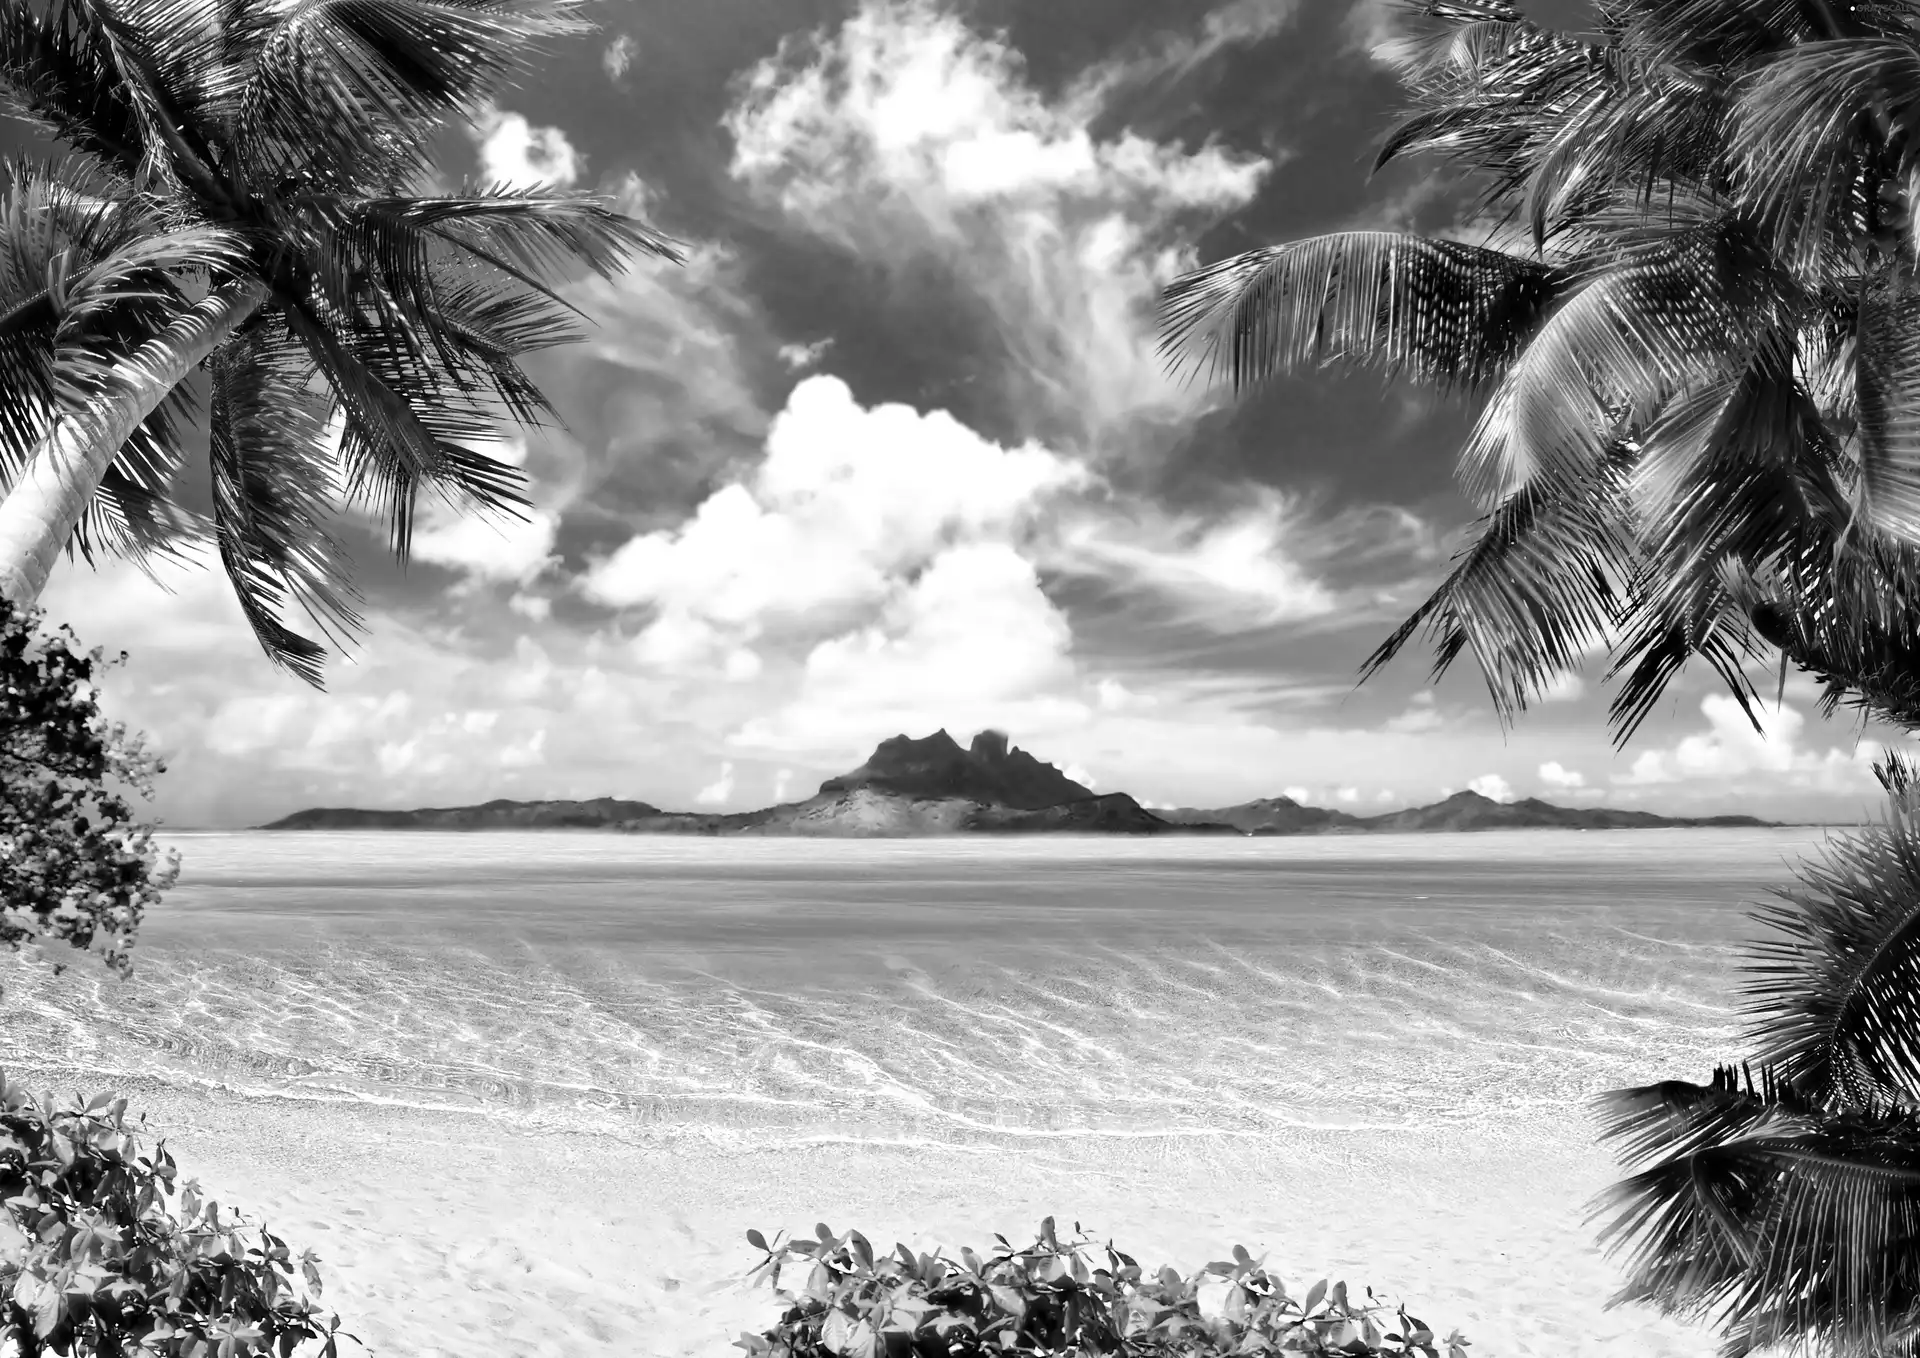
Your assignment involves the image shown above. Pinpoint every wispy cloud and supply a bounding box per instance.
[723,0,1273,449]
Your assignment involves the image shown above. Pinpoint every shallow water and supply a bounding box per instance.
[0,827,1836,1151]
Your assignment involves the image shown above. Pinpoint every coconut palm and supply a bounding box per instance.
[1157,0,1920,743]
[0,0,678,683]
[1158,1,1920,1351]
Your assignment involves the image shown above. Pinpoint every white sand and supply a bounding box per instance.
[77,1082,1714,1358]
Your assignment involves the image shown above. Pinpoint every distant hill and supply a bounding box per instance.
[1163,789,1772,834]
[262,797,663,831]
[259,732,1773,835]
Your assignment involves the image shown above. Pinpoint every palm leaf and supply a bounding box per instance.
[1592,1064,1920,1358]
[1157,231,1559,397]
[235,0,590,192]
[1731,37,1920,272]
[1497,214,1783,503]
[1359,440,1636,722]
[1849,287,1920,545]
[206,323,360,687]
[1744,797,1920,1112]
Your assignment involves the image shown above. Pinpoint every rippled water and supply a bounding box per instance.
[0,828,1838,1151]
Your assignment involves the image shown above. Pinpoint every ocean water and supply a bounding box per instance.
[0,827,1839,1151]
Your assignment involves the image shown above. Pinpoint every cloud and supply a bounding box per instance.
[1616,694,1882,793]
[1538,761,1585,790]
[1539,671,1586,703]
[695,762,737,805]
[1467,773,1514,802]
[411,504,559,587]
[1048,491,1337,629]
[1345,0,1421,68]
[772,768,794,802]
[470,105,583,187]
[723,0,1273,446]
[729,541,1084,755]
[603,34,637,82]
[542,233,773,524]
[776,338,835,370]
[579,375,1088,660]
[1385,691,1445,734]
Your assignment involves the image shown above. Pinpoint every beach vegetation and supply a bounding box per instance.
[0,0,678,683]
[0,1074,348,1357]
[0,595,171,976]
[738,1217,1468,1358]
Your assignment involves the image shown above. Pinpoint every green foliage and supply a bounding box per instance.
[0,1075,349,1357]
[737,1218,1469,1358]
[0,595,174,976]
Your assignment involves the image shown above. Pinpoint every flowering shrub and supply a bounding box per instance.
[0,1075,349,1356]
[738,1217,1469,1358]
[0,598,176,976]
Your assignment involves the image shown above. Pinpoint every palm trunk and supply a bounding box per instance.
[0,278,270,606]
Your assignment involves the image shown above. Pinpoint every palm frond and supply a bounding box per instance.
[235,0,591,192]
[1157,232,1559,397]
[206,323,361,687]
[1731,37,1920,272]
[1603,334,1839,743]
[1591,1063,1920,1358]
[1499,215,1782,502]
[1850,288,1920,545]
[1359,440,1635,722]
[1745,797,1920,1111]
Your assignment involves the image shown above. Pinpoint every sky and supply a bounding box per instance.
[26,0,1905,827]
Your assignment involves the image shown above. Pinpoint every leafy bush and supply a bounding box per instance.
[0,598,176,976]
[738,1217,1469,1358]
[0,1075,351,1356]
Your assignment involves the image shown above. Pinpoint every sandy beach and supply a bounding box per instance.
[35,1081,1710,1358]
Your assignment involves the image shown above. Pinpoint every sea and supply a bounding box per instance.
[0,826,1851,1356]
[0,827,1831,1145]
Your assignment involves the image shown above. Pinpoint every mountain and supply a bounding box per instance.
[1166,789,1772,834]
[817,728,1093,809]
[258,732,1773,835]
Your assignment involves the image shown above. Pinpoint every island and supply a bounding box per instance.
[258,727,1776,836]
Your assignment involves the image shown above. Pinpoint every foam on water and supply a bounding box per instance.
[0,829,1833,1152]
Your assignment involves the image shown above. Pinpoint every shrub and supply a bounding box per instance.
[737,1217,1469,1358]
[0,598,176,976]
[0,1075,351,1356]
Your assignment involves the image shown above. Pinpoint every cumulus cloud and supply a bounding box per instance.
[470,105,583,187]
[580,375,1088,666]
[723,0,1272,445]
[729,542,1085,754]
[1538,761,1586,790]
[1616,694,1882,793]
[603,34,637,82]
[1467,773,1514,802]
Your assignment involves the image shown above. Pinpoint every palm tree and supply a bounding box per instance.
[1158,1,1920,1351]
[0,0,678,683]
[1157,0,1920,742]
